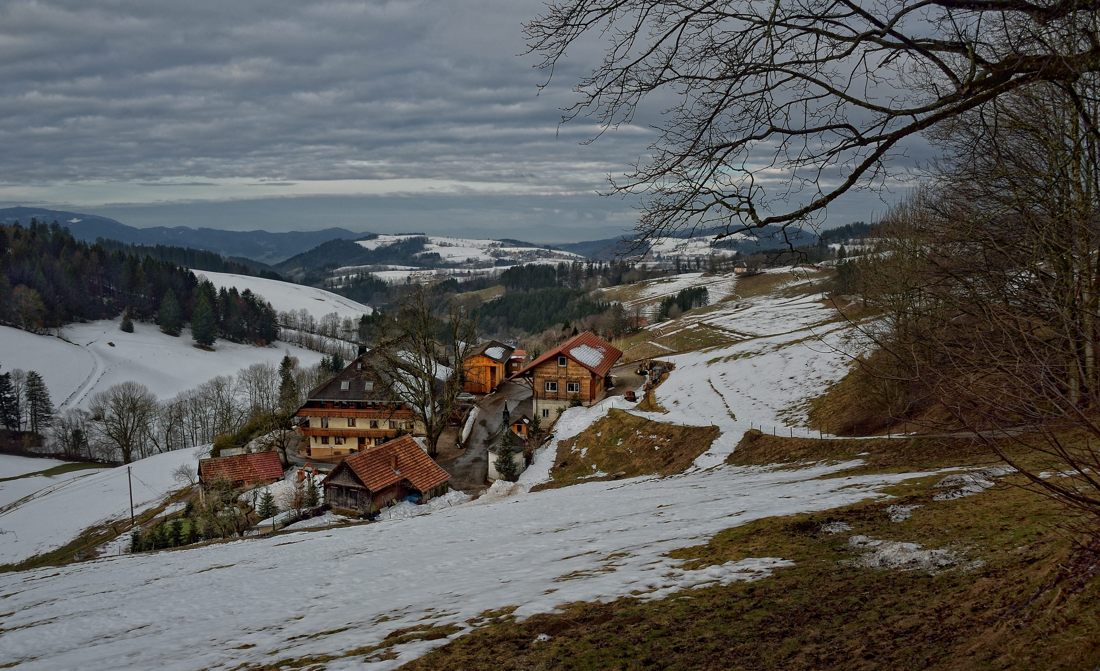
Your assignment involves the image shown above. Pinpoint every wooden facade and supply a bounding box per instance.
[294,353,425,460]
[322,436,451,515]
[513,331,623,416]
[462,341,514,395]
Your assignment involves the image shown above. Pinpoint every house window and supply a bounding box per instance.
[340,380,350,391]
[542,408,550,418]
[389,420,397,429]
[321,417,330,428]
[321,436,330,445]
[348,417,356,427]
[544,381,558,392]
[557,355,568,367]
[364,381,374,391]
[567,381,581,393]
[334,436,345,445]
[370,420,379,429]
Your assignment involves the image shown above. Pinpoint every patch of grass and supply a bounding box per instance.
[535,409,719,490]
[0,461,107,484]
[399,467,1100,671]
[728,429,998,474]
[732,269,828,299]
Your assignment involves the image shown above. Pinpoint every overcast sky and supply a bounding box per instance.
[0,1,913,242]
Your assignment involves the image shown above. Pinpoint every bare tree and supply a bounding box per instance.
[526,0,1100,241]
[373,288,476,457]
[846,81,1100,534]
[88,382,158,464]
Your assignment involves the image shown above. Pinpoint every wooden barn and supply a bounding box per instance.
[198,451,284,490]
[512,331,623,417]
[322,435,451,515]
[462,340,514,394]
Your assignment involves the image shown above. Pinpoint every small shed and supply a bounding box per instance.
[198,451,285,490]
[462,340,515,394]
[322,436,451,514]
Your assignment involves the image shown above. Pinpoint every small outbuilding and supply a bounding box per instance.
[462,340,515,394]
[198,451,285,490]
[322,436,451,515]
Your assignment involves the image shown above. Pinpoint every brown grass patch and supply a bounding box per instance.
[729,429,998,473]
[534,409,719,490]
[399,467,1100,671]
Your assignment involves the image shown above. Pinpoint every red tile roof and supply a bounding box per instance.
[199,451,284,486]
[327,435,450,494]
[512,331,623,379]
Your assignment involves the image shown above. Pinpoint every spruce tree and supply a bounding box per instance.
[329,352,345,372]
[258,489,278,529]
[191,291,217,348]
[278,355,299,414]
[0,371,18,432]
[23,371,53,435]
[158,289,182,336]
[168,519,183,547]
[494,430,520,482]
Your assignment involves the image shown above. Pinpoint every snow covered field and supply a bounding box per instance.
[0,266,898,670]
[0,454,71,479]
[0,445,208,566]
[0,320,323,410]
[0,461,926,670]
[192,270,372,320]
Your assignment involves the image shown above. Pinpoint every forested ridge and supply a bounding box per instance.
[0,219,277,346]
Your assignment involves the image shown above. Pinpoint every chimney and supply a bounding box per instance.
[357,344,367,357]
[390,453,398,472]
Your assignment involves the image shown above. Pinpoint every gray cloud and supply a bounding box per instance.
[0,0,907,239]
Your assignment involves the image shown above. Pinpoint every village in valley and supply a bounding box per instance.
[4,0,1100,668]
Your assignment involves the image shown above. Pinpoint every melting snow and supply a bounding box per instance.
[569,344,608,369]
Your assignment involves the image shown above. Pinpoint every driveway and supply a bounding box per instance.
[440,381,531,493]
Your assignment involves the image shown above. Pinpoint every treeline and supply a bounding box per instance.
[476,287,609,336]
[95,239,282,280]
[0,220,199,330]
[45,354,331,464]
[498,260,650,292]
[0,220,278,347]
[657,287,709,321]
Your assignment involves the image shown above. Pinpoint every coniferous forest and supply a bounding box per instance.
[0,220,277,346]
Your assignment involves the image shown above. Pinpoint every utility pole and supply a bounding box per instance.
[127,466,135,528]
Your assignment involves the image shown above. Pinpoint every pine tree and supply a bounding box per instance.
[191,291,217,348]
[258,489,278,527]
[119,308,134,333]
[494,430,520,482]
[158,289,182,336]
[0,371,18,432]
[168,519,183,547]
[23,371,53,435]
[278,354,299,414]
[329,352,345,372]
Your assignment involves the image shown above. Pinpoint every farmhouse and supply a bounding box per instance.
[462,340,514,394]
[295,353,423,460]
[512,331,623,417]
[322,435,451,514]
[198,451,284,490]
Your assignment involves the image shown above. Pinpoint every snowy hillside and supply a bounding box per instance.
[0,266,927,670]
[192,270,372,320]
[0,320,323,411]
[344,234,581,285]
[0,445,208,566]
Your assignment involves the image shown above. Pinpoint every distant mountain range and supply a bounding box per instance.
[0,207,827,270]
[0,207,360,264]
